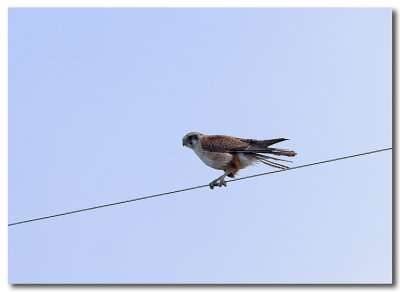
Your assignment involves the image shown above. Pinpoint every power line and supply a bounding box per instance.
[8,147,392,227]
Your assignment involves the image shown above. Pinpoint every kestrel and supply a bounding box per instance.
[182,132,297,189]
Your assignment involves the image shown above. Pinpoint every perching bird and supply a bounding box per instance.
[182,132,297,189]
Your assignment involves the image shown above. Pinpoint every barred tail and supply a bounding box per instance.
[265,148,297,157]
[233,147,297,157]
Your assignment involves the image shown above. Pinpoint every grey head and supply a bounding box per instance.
[182,132,204,149]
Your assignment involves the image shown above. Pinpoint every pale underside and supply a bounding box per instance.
[193,142,254,171]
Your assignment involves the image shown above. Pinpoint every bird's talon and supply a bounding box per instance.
[209,178,227,189]
[209,181,217,189]
[210,180,223,190]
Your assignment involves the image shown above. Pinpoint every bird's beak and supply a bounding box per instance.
[182,141,187,147]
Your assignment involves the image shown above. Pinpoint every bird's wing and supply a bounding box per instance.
[200,135,249,152]
[239,138,288,148]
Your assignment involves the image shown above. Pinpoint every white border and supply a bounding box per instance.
[2,1,397,291]
[1,0,399,7]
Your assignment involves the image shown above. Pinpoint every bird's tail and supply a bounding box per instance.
[237,138,297,157]
[233,147,297,157]
[263,147,297,157]
[233,137,297,169]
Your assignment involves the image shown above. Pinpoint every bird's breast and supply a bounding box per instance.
[193,144,233,170]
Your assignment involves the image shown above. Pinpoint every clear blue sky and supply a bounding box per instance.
[8,8,392,284]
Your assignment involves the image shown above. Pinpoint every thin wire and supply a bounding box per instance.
[8,147,392,227]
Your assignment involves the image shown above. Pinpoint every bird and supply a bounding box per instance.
[182,132,297,189]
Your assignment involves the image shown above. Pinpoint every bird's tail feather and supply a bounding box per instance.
[264,148,297,157]
[250,153,290,169]
[254,153,292,162]
[234,148,297,157]
[256,157,289,169]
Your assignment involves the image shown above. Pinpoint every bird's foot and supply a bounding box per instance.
[209,178,227,190]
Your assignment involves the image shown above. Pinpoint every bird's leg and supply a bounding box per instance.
[209,171,230,190]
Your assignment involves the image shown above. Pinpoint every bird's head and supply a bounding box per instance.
[182,132,203,149]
